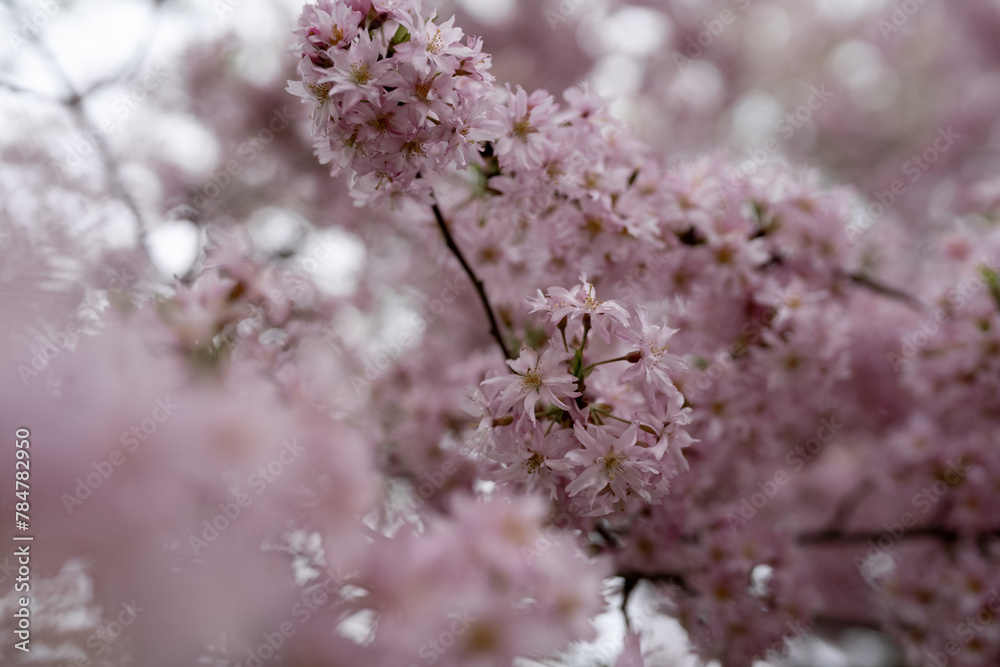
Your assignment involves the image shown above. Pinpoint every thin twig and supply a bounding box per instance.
[797,525,1000,545]
[620,573,638,631]
[5,0,156,262]
[430,200,512,360]
[616,569,695,596]
[844,271,924,310]
[824,477,874,533]
[66,101,151,246]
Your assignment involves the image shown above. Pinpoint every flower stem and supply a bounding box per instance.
[592,406,631,424]
[431,199,512,360]
[582,355,632,374]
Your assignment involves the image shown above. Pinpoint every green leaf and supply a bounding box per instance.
[385,25,411,58]
[390,24,411,45]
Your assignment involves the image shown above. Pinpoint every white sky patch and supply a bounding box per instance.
[296,227,366,296]
[826,39,898,111]
[458,0,516,25]
[668,60,725,111]
[518,579,702,666]
[591,53,644,100]
[783,637,850,667]
[148,219,199,277]
[248,206,306,255]
[602,6,669,57]
[148,114,222,179]
[43,0,154,92]
[77,199,138,251]
[730,91,784,148]
[839,629,898,666]
[750,563,773,596]
[336,608,377,644]
[815,0,887,23]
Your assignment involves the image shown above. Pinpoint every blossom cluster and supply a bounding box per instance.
[352,494,611,667]
[290,6,1000,658]
[474,275,693,517]
[287,0,502,204]
[288,0,622,210]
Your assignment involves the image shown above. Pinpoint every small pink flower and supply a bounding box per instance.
[395,15,471,72]
[383,62,457,122]
[495,84,558,170]
[527,274,630,343]
[296,2,363,52]
[564,422,657,510]
[617,307,685,402]
[482,344,579,424]
[322,31,392,113]
[489,421,574,498]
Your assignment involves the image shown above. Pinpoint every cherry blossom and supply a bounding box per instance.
[526,273,630,344]
[564,422,660,512]
[616,307,685,404]
[481,345,579,425]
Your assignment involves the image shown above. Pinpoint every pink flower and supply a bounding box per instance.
[322,30,392,113]
[481,344,579,424]
[369,0,419,17]
[617,307,685,403]
[383,61,457,122]
[527,274,630,343]
[489,421,575,498]
[564,422,657,511]
[495,84,558,170]
[446,94,506,166]
[395,15,471,72]
[296,2,363,52]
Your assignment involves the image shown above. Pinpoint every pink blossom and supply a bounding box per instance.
[564,422,660,513]
[494,85,559,170]
[526,273,630,343]
[482,344,580,424]
[616,307,685,403]
[394,15,471,72]
[322,30,392,113]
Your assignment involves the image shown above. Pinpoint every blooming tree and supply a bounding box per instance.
[2,0,1000,665]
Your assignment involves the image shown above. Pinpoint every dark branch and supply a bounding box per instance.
[616,569,695,596]
[844,271,924,310]
[798,525,1000,545]
[620,572,639,631]
[430,200,512,360]
[824,478,874,533]
[65,101,150,249]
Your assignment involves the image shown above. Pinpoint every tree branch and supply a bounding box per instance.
[616,569,695,596]
[797,525,1000,545]
[843,271,924,310]
[430,200,512,360]
[4,3,155,262]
